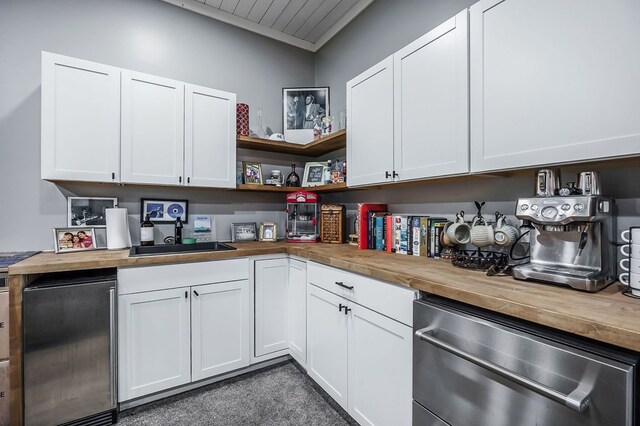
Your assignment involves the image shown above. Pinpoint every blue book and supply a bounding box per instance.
[375,216,385,250]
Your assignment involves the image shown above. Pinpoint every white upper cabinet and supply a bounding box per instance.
[393,10,469,180]
[121,71,185,185]
[347,56,395,186]
[470,0,640,172]
[41,52,121,182]
[184,84,236,188]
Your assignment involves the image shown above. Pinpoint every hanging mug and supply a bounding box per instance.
[494,216,519,247]
[446,212,471,245]
[470,217,494,248]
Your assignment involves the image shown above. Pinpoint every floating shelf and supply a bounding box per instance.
[236,129,346,157]
[235,182,348,193]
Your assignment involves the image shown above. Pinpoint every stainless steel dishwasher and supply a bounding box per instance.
[414,296,638,426]
[23,269,117,426]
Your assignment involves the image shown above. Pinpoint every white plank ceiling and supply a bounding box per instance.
[160,0,375,51]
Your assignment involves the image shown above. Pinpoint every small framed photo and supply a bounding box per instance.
[68,197,117,227]
[303,162,328,187]
[141,199,188,224]
[231,222,257,242]
[243,162,263,185]
[54,227,98,253]
[259,222,277,242]
[283,87,329,144]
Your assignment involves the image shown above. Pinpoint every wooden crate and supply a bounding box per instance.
[320,204,346,243]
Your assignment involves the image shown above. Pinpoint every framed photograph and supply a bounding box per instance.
[231,222,257,242]
[243,162,263,185]
[259,222,277,242]
[141,199,188,224]
[67,197,117,227]
[283,87,329,144]
[54,227,98,253]
[303,162,329,187]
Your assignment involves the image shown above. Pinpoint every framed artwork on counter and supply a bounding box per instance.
[141,199,189,224]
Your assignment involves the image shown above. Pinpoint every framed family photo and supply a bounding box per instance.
[67,197,117,227]
[243,162,263,185]
[283,87,329,144]
[141,199,189,223]
[54,227,98,253]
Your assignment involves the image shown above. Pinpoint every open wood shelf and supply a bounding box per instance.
[236,129,346,157]
[235,182,348,193]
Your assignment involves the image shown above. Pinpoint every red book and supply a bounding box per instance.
[385,215,394,253]
[357,203,388,249]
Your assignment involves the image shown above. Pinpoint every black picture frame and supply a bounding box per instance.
[283,86,330,144]
[140,198,189,224]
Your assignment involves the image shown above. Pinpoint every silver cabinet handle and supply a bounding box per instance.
[415,327,591,413]
[109,288,117,407]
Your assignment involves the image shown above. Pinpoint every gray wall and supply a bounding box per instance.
[315,0,477,114]
[0,0,314,251]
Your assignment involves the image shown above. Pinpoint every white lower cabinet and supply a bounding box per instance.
[306,263,415,426]
[118,260,251,402]
[118,287,192,401]
[254,259,289,357]
[348,303,412,426]
[288,259,307,366]
[307,284,350,410]
[191,280,250,381]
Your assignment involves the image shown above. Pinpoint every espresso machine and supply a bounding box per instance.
[513,169,616,292]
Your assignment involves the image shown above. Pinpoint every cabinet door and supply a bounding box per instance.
[184,84,236,188]
[288,259,307,366]
[347,56,395,187]
[254,259,289,357]
[348,303,412,426]
[118,288,191,401]
[41,52,120,182]
[393,10,469,181]
[307,284,349,410]
[191,280,250,381]
[121,71,184,185]
[470,0,640,172]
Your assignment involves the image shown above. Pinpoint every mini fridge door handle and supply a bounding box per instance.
[415,326,591,412]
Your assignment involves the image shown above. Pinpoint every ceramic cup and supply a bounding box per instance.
[620,258,640,274]
[446,215,471,245]
[470,217,495,248]
[620,244,640,259]
[493,217,519,247]
[619,272,640,296]
[621,228,640,243]
[441,221,456,247]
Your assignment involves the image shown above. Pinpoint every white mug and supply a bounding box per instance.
[470,217,494,248]
[493,217,519,247]
[619,272,640,296]
[446,214,471,245]
[620,244,640,258]
[441,221,456,247]
[621,228,640,243]
[620,258,640,274]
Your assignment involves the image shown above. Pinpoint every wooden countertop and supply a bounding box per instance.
[9,242,640,352]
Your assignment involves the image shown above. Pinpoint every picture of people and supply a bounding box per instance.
[283,87,329,144]
[243,162,263,185]
[68,197,117,227]
[54,228,98,253]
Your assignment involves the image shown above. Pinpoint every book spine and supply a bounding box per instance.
[399,216,408,254]
[375,217,384,250]
[420,217,429,257]
[386,215,394,253]
[412,217,421,257]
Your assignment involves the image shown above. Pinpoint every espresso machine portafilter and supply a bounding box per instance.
[513,170,615,292]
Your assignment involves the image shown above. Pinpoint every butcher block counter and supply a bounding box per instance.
[6,242,640,425]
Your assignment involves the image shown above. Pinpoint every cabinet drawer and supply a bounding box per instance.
[0,292,7,360]
[307,262,416,326]
[118,258,249,294]
[0,360,8,425]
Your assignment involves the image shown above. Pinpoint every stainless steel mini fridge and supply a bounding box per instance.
[23,269,117,426]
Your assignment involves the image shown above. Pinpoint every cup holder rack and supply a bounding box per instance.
[451,249,509,270]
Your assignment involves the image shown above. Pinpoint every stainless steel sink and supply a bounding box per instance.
[129,242,237,257]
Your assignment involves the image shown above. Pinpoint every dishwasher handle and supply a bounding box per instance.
[415,327,591,413]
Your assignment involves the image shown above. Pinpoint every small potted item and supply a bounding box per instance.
[286,191,319,242]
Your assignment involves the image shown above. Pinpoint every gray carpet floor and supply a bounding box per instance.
[118,361,356,426]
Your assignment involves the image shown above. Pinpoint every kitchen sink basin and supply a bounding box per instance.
[129,241,237,257]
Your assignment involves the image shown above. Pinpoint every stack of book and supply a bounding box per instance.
[357,203,449,258]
